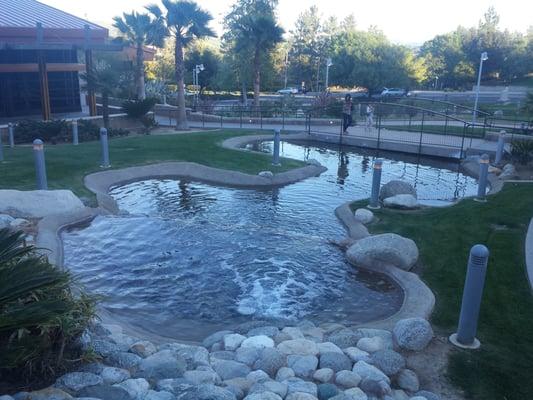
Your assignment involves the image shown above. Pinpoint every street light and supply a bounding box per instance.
[434,76,439,89]
[473,52,488,125]
[193,63,205,108]
[325,58,333,92]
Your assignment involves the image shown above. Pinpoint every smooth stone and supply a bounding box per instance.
[343,348,370,363]
[177,384,237,400]
[335,371,361,388]
[354,329,393,350]
[0,214,14,228]
[392,389,409,400]
[370,350,405,376]
[55,372,103,393]
[100,367,131,385]
[284,378,317,397]
[288,355,319,378]
[224,377,254,393]
[319,352,352,372]
[327,331,362,349]
[356,337,384,353]
[253,348,287,377]
[18,388,73,400]
[212,360,251,380]
[224,334,247,351]
[145,390,176,400]
[236,347,261,366]
[211,351,236,362]
[352,361,390,385]
[346,233,419,271]
[276,367,295,381]
[234,321,272,335]
[203,330,234,349]
[285,394,318,400]
[249,381,288,398]
[0,190,84,218]
[183,370,220,385]
[0,396,14,400]
[248,326,280,338]
[302,328,325,342]
[130,340,157,358]
[317,342,343,355]
[105,351,142,370]
[343,388,368,400]
[155,379,193,394]
[258,171,274,178]
[317,383,339,400]
[413,390,440,400]
[247,370,271,383]
[164,344,210,368]
[244,392,282,400]
[114,378,149,400]
[359,378,391,397]
[393,319,433,351]
[396,369,419,392]
[77,362,104,375]
[278,339,319,356]
[409,397,427,400]
[241,335,275,349]
[379,180,417,200]
[383,195,419,210]
[313,368,334,383]
[354,209,374,225]
[77,384,131,400]
[282,327,305,339]
[320,324,346,334]
[136,350,186,380]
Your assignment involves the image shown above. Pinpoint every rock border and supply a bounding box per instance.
[335,202,435,330]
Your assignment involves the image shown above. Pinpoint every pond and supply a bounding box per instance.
[62,141,478,341]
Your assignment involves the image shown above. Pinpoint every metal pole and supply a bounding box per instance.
[476,154,489,201]
[450,244,489,349]
[0,127,4,162]
[33,139,48,190]
[100,127,110,168]
[368,159,383,209]
[325,64,330,90]
[72,120,79,145]
[495,130,506,165]
[473,53,486,125]
[8,123,14,148]
[273,129,281,166]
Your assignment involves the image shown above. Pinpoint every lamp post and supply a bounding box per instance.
[193,63,204,109]
[325,58,333,92]
[473,52,488,125]
[284,51,289,89]
[434,76,439,90]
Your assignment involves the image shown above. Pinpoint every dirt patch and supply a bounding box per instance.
[404,333,466,400]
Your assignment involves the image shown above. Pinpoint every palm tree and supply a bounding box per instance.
[147,0,215,130]
[113,11,166,100]
[81,61,119,129]
[234,15,284,108]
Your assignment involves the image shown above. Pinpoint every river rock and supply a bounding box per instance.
[236,346,261,366]
[276,366,296,381]
[213,360,251,380]
[313,368,334,383]
[343,348,370,363]
[77,384,132,400]
[346,233,419,271]
[155,379,193,394]
[499,163,517,180]
[145,390,176,400]
[184,370,220,385]
[258,171,274,179]
[391,389,409,400]
[211,351,236,362]
[393,318,433,351]
[0,190,84,218]
[284,378,318,397]
[100,367,131,385]
[55,372,103,393]
[302,327,325,342]
[20,388,73,400]
[319,352,352,372]
[317,383,339,400]
[247,370,271,383]
[354,209,374,225]
[288,355,319,378]
[359,378,391,397]
[114,378,150,400]
[242,336,275,349]
[379,181,417,201]
[318,342,343,355]
[395,369,419,392]
[327,331,362,350]
[352,361,390,384]
[203,330,234,349]
[253,348,287,377]
[413,390,440,400]
[130,340,157,358]
[106,351,142,370]
[225,334,247,351]
[282,327,305,339]
[383,195,419,210]
[278,339,319,356]
[249,381,288,398]
[136,350,186,380]
[224,377,254,393]
[335,371,361,388]
[356,337,384,353]
[248,326,280,338]
[177,384,237,400]
[285,394,319,400]
[370,350,405,376]
[244,392,282,400]
[0,214,14,229]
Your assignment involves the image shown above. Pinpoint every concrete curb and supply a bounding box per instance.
[335,201,436,329]
[526,219,533,291]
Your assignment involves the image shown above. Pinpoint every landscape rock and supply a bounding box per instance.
[335,371,361,388]
[0,190,84,218]
[100,367,131,385]
[395,369,419,392]
[369,350,405,376]
[343,387,368,400]
[242,336,275,350]
[285,394,319,400]
[288,355,319,378]
[77,384,132,400]
[356,337,384,353]
[145,390,176,400]
[55,372,103,393]
[183,370,220,385]
[319,352,352,372]
[249,381,288,398]
[244,392,282,400]
[346,233,419,271]
[276,367,295,381]
[379,181,417,201]
[282,327,305,339]
[155,379,193,394]
[248,326,280,338]
[353,209,374,225]
[313,368,334,383]
[326,331,362,350]
[105,351,142,370]
[499,163,517,180]
[225,334,247,351]
[317,342,343,355]
[0,214,14,229]
[392,319,433,351]
[136,350,186,380]
[284,378,317,397]
[203,330,234,349]
[176,384,237,400]
[258,171,274,179]
[253,348,287,377]
[383,195,419,210]
[130,340,157,358]
[236,347,261,366]
[317,383,339,400]
[211,351,236,362]
[278,339,319,356]
[413,390,440,400]
[247,370,271,383]
[213,360,251,380]
[114,378,150,400]
[21,388,73,400]
[352,361,390,384]
[359,378,391,397]
[343,348,370,363]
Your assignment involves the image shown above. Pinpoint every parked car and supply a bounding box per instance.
[277,87,299,95]
[380,88,407,97]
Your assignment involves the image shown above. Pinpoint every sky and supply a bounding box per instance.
[40,0,532,45]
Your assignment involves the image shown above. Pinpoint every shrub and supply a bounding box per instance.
[77,119,100,142]
[140,115,158,134]
[0,229,96,386]
[511,139,533,165]
[122,97,158,119]
[14,120,69,144]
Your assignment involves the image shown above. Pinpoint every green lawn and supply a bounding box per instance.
[351,183,533,400]
[0,130,304,199]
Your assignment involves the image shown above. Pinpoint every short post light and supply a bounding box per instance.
[100,128,110,168]
[72,120,79,145]
[450,244,490,349]
[272,129,281,166]
[8,123,14,148]
[33,139,48,190]
[368,159,383,209]
[476,154,490,201]
[495,130,506,165]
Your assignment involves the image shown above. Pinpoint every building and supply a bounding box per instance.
[0,0,118,120]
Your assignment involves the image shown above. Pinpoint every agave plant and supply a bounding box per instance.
[0,228,95,381]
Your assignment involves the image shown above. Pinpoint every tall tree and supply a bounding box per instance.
[113,11,166,100]
[147,0,215,130]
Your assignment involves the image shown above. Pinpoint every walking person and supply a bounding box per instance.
[343,94,353,134]
[366,104,374,129]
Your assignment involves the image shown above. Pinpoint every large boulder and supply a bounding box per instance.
[383,195,419,210]
[369,350,405,376]
[392,318,433,351]
[346,233,418,271]
[354,209,374,225]
[379,181,417,201]
[0,190,84,218]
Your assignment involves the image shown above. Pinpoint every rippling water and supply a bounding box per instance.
[62,141,478,340]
